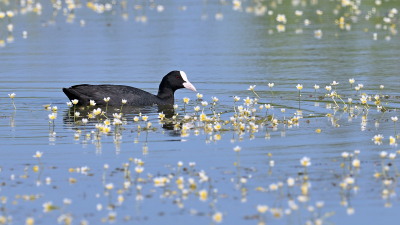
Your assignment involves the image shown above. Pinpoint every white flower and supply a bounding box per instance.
[104,97,110,102]
[233,146,241,152]
[352,159,360,168]
[316,201,324,208]
[48,113,56,120]
[122,99,127,104]
[268,83,274,88]
[325,86,332,91]
[75,112,80,117]
[389,153,396,160]
[380,85,384,89]
[257,205,269,213]
[314,29,323,39]
[8,93,15,98]
[276,14,287,23]
[183,97,190,104]
[314,84,319,89]
[212,212,223,223]
[66,102,72,107]
[391,116,398,122]
[300,157,311,167]
[243,97,253,106]
[42,201,53,213]
[372,134,383,145]
[212,97,218,102]
[201,101,208,106]
[33,151,43,158]
[105,183,114,190]
[96,204,103,211]
[295,10,303,16]
[349,78,355,84]
[345,177,354,185]
[158,112,165,119]
[360,96,367,104]
[135,166,144,173]
[63,198,72,205]
[173,104,178,109]
[331,81,339,86]
[248,85,256,91]
[277,24,285,32]
[296,84,303,90]
[197,93,203,99]
[287,177,295,187]
[380,151,388,158]
[341,152,349,158]
[6,11,14,17]
[72,99,79,105]
[93,108,102,116]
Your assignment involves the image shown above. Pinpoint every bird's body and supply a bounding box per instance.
[62,71,196,106]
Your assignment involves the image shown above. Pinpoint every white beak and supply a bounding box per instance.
[183,82,197,92]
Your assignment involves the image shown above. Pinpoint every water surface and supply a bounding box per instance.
[0,0,400,224]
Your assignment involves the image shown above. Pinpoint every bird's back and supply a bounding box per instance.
[63,84,166,106]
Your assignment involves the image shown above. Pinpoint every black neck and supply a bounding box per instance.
[157,81,175,104]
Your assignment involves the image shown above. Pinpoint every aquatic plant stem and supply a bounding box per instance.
[351,84,353,98]
[73,105,76,122]
[314,89,317,101]
[11,98,16,110]
[298,90,301,110]
[270,87,274,103]
[252,90,260,99]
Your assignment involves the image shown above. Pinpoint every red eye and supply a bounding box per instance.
[176,76,180,79]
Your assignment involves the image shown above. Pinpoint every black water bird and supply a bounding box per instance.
[62,71,196,106]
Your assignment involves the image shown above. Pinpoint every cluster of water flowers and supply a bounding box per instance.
[3,94,400,225]
[0,0,397,49]
[0,75,382,158]
[5,72,400,224]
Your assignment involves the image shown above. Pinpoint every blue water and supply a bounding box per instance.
[1,0,400,224]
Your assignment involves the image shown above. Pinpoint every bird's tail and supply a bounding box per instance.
[62,88,88,105]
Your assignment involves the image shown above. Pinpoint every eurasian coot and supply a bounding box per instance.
[62,71,196,106]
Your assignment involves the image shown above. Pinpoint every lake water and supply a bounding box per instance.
[1,0,400,224]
